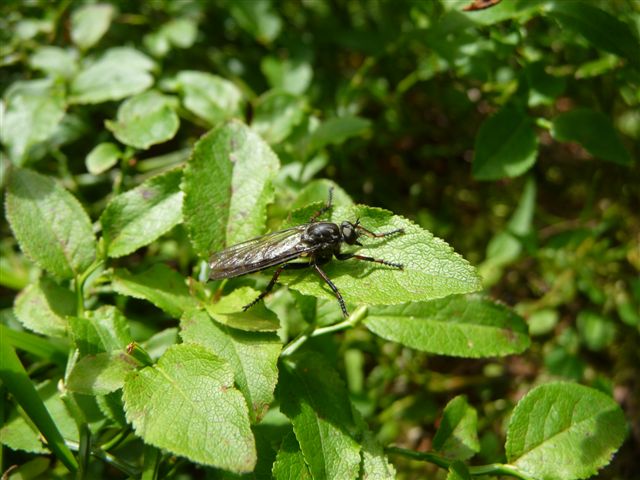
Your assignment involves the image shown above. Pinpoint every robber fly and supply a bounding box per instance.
[208,189,404,317]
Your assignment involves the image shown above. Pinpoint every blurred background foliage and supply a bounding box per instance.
[1,0,639,478]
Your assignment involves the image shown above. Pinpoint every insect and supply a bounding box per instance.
[208,189,405,317]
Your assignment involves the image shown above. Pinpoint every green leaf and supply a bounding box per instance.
[101,168,183,258]
[85,142,121,175]
[525,61,566,107]
[360,428,397,480]
[506,382,627,480]
[67,305,132,356]
[180,309,281,422]
[548,1,640,70]
[272,432,312,480]
[67,351,140,395]
[433,396,480,461]
[96,391,127,427]
[204,287,280,332]
[5,169,96,279]
[447,461,472,480]
[261,56,313,95]
[145,18,198,57]
[551,108,632,166]
[252,90,306,144]
[70,47,155,104]
[14,277,75,338]
[173,71,244,126]
[281,205,481,309]
[365,295,529,358]
[458,0,547,25]
[105,90,180,149]
[29,46,78,78]
[277,352,361,480]
[472,105,538,180]
[0,379,78,455]
[576,311,616,351]
[1,79,66,164]
[182,121,280,257]
[306,116,371,155]
[71,3,115,50]
[111,265,198,318]
[291,180,354,210]
[228,0,282,43]
[123,343,256,472]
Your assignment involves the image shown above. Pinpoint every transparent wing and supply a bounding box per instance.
[208,226,313,279]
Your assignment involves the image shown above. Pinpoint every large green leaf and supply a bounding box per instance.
[551,108,632,166]
[70,3,115,50]
[180,309,281,422]
[111,265,198,318]
[277,352,361,480]
[5,168,96,279]
[280,205,481,309]
[173,71,244,126]
[67,305,131,356]
[472,105,538,180]
[365,295,529,357]
[182,121,280,257]
[70,47,155,104]
[1,79,66,164]
[14,277,75,338]
[123,343,256,473]
[548,1,640,70]
[506,382,627,480]
[272,432,312,480]
[101,168,183,258]
[105,90,180,149]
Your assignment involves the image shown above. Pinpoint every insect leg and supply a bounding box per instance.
[336,253,403,269]
[356,225,404,238]
[312,262,349,317]
[308,187,334,222]
[242,262,312,311]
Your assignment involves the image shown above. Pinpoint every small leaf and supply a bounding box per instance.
[105,90,180,149]
[182,121,280,257]
[71,3,115,50]
[261,56,313,95]
[282,206,482,308]
[5,169,96,279]
[548,2,640,70]
[123,343,256,472]
[365,295,529,357]
[252,90,306,144]
[86,142,121,175]
[1,79,66,164]
[13,277,75,338]
[67,351,139,395]
[101,168,183,257]
[506,382,627,480]
[229,0,282,43]
[277,352,361,480]
[70,47,155,104]
[473,105,538,180]
[272,432,312,480]
[29,46,78,78]
[204,287,280,332]
[576,311,616,352]
[160,18,198,48]
[67,305,131,356]
[180,308,281,422]
[551,108,632,166]
[433,396,480,461]
[306,116,371,155]
[111,265,198,318]
[173,71,244,126]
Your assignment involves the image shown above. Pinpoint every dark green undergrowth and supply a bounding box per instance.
[1,1,638,479]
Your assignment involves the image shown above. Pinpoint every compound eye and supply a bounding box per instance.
[341,222,357,244]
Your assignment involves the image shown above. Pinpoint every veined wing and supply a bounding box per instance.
[209,226,313,279]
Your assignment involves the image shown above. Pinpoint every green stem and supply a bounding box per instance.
[386,447,535,480]
[281,305,368,356]
[75,260,105,317]
[65,440,139,478]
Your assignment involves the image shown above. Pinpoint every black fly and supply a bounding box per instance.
[208,189,404,317]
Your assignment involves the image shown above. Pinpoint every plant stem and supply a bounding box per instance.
[385,447,535,480]
[65,440,140,478]
[281,305,368,356]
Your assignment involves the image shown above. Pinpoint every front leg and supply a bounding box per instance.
[336,253,403,269]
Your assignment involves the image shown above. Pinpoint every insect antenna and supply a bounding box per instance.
[308,187,334,222]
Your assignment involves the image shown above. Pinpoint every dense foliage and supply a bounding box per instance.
[1,1,638,479]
